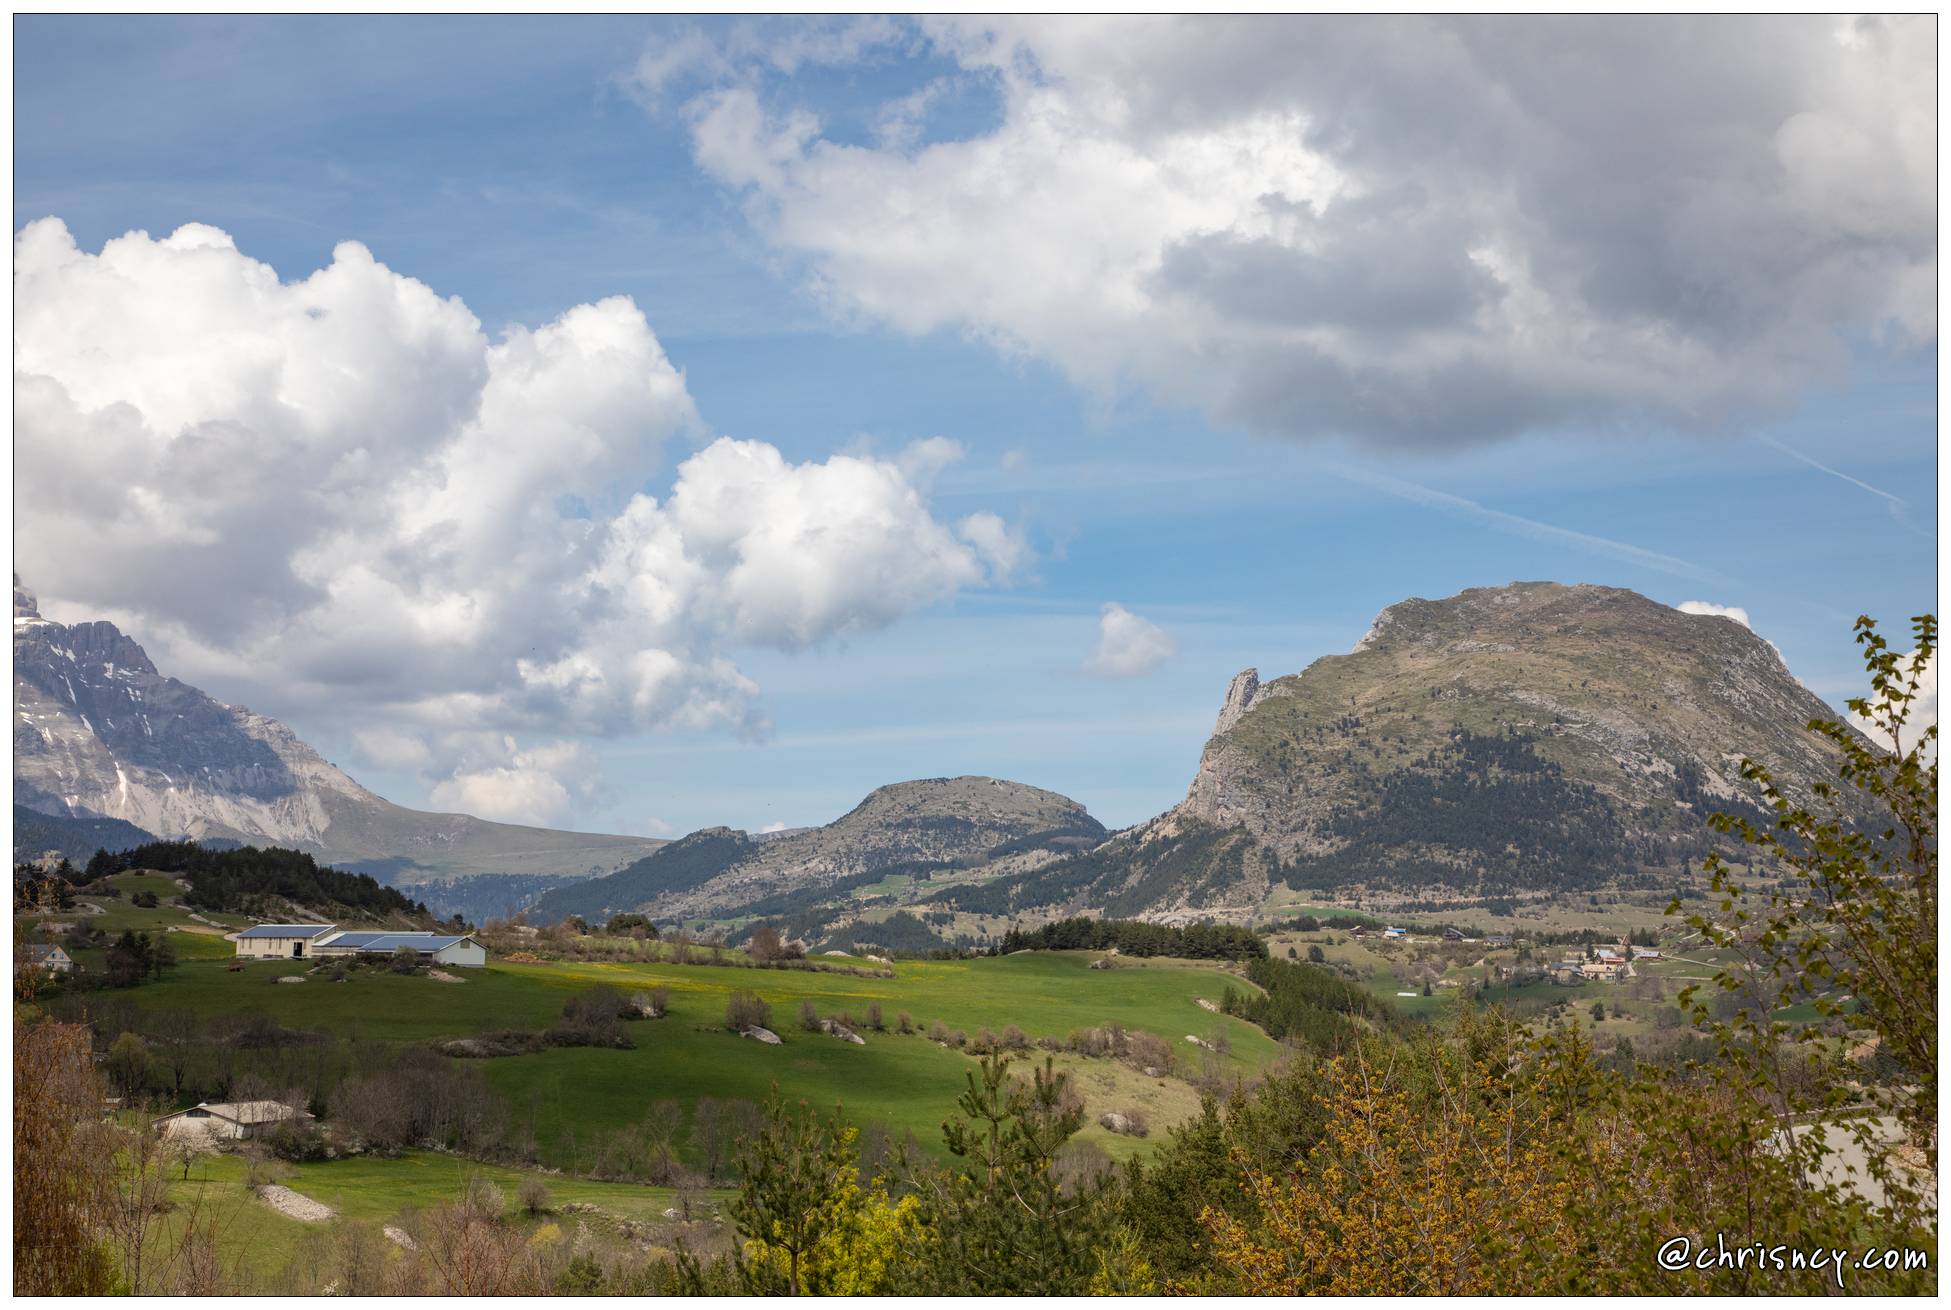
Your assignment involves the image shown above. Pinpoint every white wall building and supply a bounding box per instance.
[235,925,487,968]
[232,924,339,960]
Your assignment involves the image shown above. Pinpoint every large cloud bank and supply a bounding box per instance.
[655,15,1933,445]
[14,219,1017,815]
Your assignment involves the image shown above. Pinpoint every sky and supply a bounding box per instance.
[12,15,1939,838]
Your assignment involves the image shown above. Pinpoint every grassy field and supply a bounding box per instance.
[157,1148,722,1293]
[111,947,1277,1173]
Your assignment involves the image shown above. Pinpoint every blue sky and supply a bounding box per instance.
[13,16,1937,836]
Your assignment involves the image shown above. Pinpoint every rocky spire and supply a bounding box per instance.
[1213,668,1261,736]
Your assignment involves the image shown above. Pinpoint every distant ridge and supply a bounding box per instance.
[12,579,663,884]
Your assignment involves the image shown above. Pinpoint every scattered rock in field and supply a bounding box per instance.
[742,1026,782,1045]
[257,1184,335,1223]
[1184,1035,1215,1051]
[663,1208,680,1219]
[818,1019,866,1045]
[1142,1066,1164,1078]
[1194,998,1219,1012]
[428,970,464,983]
[1099,1111,1136,1135]
[1089,958,1115,970]
[276,975,306,984]
[384,1225,417,1250]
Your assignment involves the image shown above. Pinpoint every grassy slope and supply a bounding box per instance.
[121,951,1277,1172]
[162,1150,717,1293]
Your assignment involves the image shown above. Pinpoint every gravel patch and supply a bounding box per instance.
[257,1184,336,1223]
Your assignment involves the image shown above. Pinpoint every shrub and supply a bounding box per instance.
[896,1011,914,1034]
[550,987,635,1048]
[928,1019,950,1044]
[725,991,771,1032]
[1125,1031,1174,1074]
[947,1029,968,1049]
[644,986,669,1018]
[390,945,423,974]
[518,1177,553,1216]
[865,1002,885,1032]
[264,1116,330,1162]
[799,999,821,1032]
[1001,1023,1029,1051]
[748,926,786,962]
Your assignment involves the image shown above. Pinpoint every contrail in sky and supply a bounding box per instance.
[1332,466,1729,585]
[1760,436,1923,535]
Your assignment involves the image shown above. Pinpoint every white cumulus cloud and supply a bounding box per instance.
[664,15,1934,446]
[1850,649,1937,759]
[1084,603,1177,678]
[1677,601,1754,629]
[14,218,1018,785]
[429,739,600,829]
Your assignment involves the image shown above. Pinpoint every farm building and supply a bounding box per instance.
[308,931,487,968]
[234,924,339,960]
[154,1100,311,1141]
[232,925,488,968]
[18,943,74,974]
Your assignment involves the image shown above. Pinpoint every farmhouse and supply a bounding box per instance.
[154,1100,311,1141]
[234,925,488,968]
[18,943,74,974]
[234,924,339,960]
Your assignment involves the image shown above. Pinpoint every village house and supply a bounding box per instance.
[153,1100,311,1141]
[1580,959,1634,982]
[18,943,74,974]
[234,925,488,968]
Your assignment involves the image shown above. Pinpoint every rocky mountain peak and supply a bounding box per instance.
[1168,579,1864,900]
[1213,668,1262,736]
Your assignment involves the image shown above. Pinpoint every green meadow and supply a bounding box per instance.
[117,948,1277,1173]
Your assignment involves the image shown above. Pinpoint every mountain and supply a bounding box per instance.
[530,776,1105,925]
[12,805,157,867]
[12,580,662,883]
[921,582,1868,923]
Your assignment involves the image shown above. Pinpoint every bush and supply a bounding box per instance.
[799,999,821,1032]
[518,1177,553,1216]
[866,1002,885,1032]
[897,1011,914,1034]
[550,987,635,1048]
[1125,1031,1174,1075]
[1001,1023,1029,1051]
[725,991,772,1032]
[928,1019,950,1044]
[390,945,423,974]
[264,1116,330,1162]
